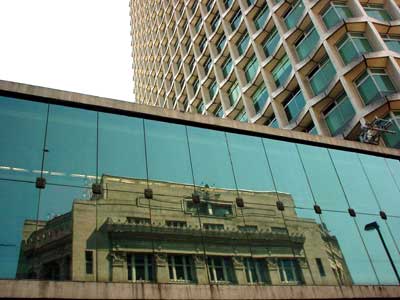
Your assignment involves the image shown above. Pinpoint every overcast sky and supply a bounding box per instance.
[0,0,134,102]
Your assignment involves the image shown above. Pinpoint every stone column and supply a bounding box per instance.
[232,257,246,284]
[266,258,281,285]
[193,255,209,284]
[109,252,126,282]
[299,257,313,285]
[155,253,169,283]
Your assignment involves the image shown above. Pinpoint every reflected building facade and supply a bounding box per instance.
[17,175,351,286]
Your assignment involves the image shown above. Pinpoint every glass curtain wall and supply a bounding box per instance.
[0,95,400,285]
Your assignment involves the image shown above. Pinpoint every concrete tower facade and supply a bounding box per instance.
[130,0,400,147]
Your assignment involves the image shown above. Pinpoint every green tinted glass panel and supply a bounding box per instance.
[210,82,218,99]
[245,56,259,82]
[272,55,292,87]
[365,8,392,21]
[325,97,355,135]
[373,74,395,94]
[237,34,249,55]
[323,4,352,29]
[98,113,146,179]
[296,28,319,61]
[0,97,47,181]
[357,76,380,105]
[229,84,240,105]
[383,120,400,148]
[385,39,400,53]
[254,6,269,30]
[222,58,233,77]
[285,91,305,122]
[263,28,280,56]
[44,105,97,187]
[310,60,335,95]
[252,86,269,113]
[231,12,242,30]
[284,1,304,30]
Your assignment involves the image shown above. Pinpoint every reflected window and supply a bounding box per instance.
[238,225,258,232]
[166,220,187,228]
[186,201,233,217]
[244,258,269,284]
[85,250,93,274]
[204,223,224,230]
[278,259,303,284]
[316,258,326,277]
[127,217,151,225]
[168,255,195,282]
[127,253,154,282]
[208,256,235,283]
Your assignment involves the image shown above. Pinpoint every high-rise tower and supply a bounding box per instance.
[130,0,400,148]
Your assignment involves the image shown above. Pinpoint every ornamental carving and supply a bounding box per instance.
[109,251,125,266]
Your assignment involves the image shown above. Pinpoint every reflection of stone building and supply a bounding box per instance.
[17,175,351,285]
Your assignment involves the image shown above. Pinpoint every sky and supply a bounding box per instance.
[0,0,134,102]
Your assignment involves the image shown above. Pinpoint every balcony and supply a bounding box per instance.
[254,5,269,30]
[296,27,320,61]
[284,0,305,30]
[245,56,259,83]
[363,4,392,22]
[337,33,372,65]
[322,2,353,30]
[272,55,292,87]
[309,59,336,96]
[323,95,355,136]
[263,27,280,57]
[283,90,305,122]
[252,86,269,114]
[355,69,396,105]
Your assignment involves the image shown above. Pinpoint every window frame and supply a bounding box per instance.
[127,253,154,282]
[168,255,195,282]
[354,68,396,105]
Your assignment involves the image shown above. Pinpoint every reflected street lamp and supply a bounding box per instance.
[364,221,400,284]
